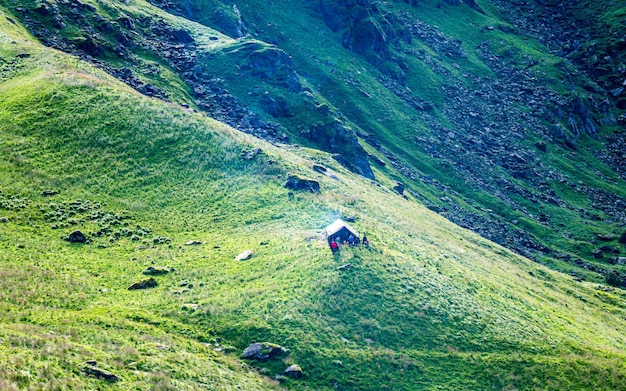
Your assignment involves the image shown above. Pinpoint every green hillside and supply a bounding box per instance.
[1,1,626,390]
[3,0,625,283]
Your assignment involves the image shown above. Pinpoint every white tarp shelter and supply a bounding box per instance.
[325,219,359,244]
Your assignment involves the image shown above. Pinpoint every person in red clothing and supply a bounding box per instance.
[330,239,339,253]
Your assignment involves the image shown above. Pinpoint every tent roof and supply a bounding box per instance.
[325,219,359,237]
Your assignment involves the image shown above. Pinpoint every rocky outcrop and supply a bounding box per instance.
[235,250,253,261]
[142,266,171,275]
[303,120,374,179]
[342,17,390,56]
[82,362,119,382]
[314,0,394,63]
[284,364,303,378]
[568,96,599,139]
[67,230,87,243]
[128,278,158,290]
[393,182,405,195]
[260,95,292,118]
[241,342,288,361]
[284,176,321,193]
[245,47,300,92]
[209,5,247,38]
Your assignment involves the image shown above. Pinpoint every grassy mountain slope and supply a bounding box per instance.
[3,0,625,284]
[2,7,626,390]
[214,0,626,281]
[29,0,621,283]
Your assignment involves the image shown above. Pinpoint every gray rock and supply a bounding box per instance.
[338,263,352,271]
[127,278,157,290]
[68,231,86,243]
[597,234,617,242]
[284,364,303,378]
[284,176,320,193]
[82,364,119,382]
[241,342,288,361]
[142,266,171,275]
[393,182,405,195]
[235,250,253,261]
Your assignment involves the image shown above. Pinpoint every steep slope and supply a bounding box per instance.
[6,0,623,284]
[2,6,626,390]
[0,11,282,390]
[191,0,626,282]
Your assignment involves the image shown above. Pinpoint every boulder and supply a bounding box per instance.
[338,263,352,271]
[393,182,405,195]
[241,342,288,361]
[284,364,303,378]
[599,245,614,253]
[127,277,158,290]
[68,230,87,243]
[73,36,103,57]
[284,176,320,193]
[312,164,328,174]
[185,240,202,246]
[235,250,253,261]
[82,364,119,382]
[142,266,171,275]
[619,232,626,244]
[597,234,617,241]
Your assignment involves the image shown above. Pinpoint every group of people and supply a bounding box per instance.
[329,234,369,253]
